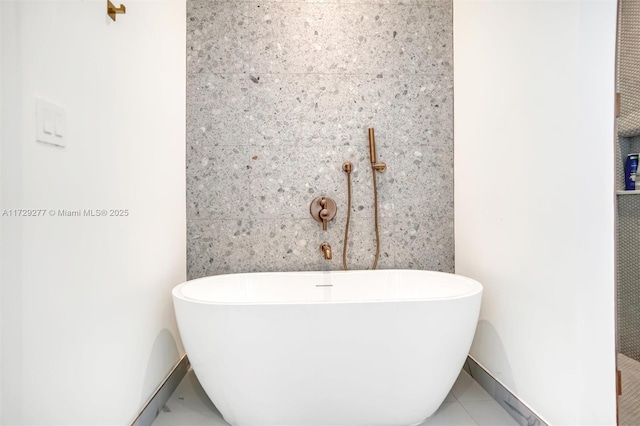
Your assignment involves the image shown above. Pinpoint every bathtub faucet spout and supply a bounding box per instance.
[320,243,332,260]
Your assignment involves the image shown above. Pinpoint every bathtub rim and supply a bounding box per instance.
[172,269,483,306]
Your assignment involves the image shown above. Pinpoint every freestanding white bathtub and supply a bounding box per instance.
[172,269,482,426]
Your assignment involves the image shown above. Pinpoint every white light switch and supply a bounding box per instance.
[54,112,65,137]
[36,98,67,147]
[43,110,54,135]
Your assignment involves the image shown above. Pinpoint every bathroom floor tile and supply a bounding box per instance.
[451,370,494,402]
[153,410,230,426]
[618,353,640,426]
[153,370,231,426]
[419,402,477,426]
[443,391,456,403]
[153,368,515,426]
[459,400,519,426]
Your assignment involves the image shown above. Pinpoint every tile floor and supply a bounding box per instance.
[153,369,517,426]
[619,353,640,426]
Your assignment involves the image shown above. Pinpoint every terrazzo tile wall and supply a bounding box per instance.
[186,0,453,278]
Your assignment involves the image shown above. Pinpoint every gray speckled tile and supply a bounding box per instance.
[244,73,452,148]
[331,143,395,218]
[260,0,424,4]
[187,0,251,74]
[248,3,356,75]
[246,74,451,148]
[187,219,254,279]
[248,2,451,75]
[322,214,395,271]
[186,146,252,219]
[186,137,206,166]
[392,217,454,272]
[249,219,321,271]
[393,143,453,220]
[248,145,349,219]
[247,74,375,147]
[186,0,454,277]
[351,161,395,218]
[380,2,452,75]
[365,74,454,146]
[315,203,348,271]
[187,73,253,146]
[204,0,430,3]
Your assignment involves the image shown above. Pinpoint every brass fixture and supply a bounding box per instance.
[617,369,622,396]
[310,196,337,231]
[368,128,387,172]
[368,128,385,270]
[107,0,126,21]
[320,242,332,260]
[342,128,387,271]
[342,162,353,270]
[368,128,377,163]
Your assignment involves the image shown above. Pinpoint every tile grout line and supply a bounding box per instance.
[456,401,481,426]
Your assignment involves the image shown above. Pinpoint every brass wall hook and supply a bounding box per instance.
[107,0,126,21]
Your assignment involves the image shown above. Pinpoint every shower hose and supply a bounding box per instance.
[342,161,382,270]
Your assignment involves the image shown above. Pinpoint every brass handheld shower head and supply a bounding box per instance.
[368,128,377,164]
[368,128,386,172]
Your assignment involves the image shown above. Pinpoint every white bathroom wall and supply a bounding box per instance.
[0,2,3,420]
[454,0,617,424]
[0,3,19,422]
[0,1,186,424]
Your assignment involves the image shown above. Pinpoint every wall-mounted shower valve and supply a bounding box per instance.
[310,196,337,231]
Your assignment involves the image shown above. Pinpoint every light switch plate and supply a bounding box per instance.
[36,98,66,147]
